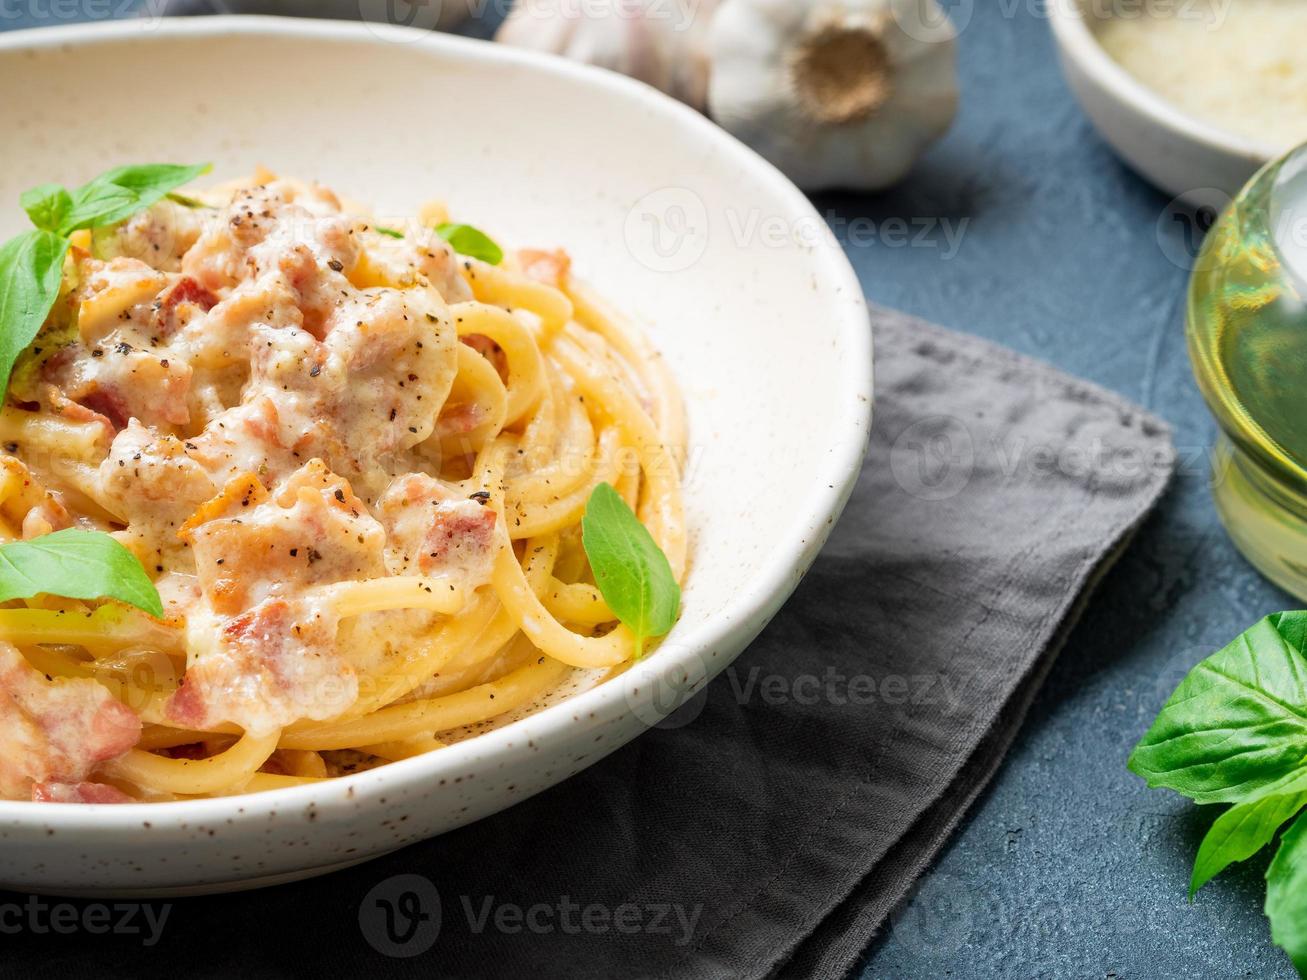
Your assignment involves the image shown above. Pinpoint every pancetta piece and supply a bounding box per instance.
[0,642,140,801]
[376,473,498,591]
[166,462,388,734]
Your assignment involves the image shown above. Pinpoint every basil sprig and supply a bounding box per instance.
[59,163,212,234]
[0,230,69,401]
[580,482,679,657]
[1268,812,1307,976]
[1129,611,1307,974]
[0,163,210,394]
[0,528,163,618]
[19,184,74,235]
[435,222,503,265]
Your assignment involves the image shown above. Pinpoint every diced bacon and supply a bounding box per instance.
[163,676,207,730]
[180,463,384,613]
[188,389,324,491]
[100,350,193,428]
[99,420,216,561]
[517,247,571,288]
[167,462,388,733]
[152,276,219,338]
[436,401,486,438]
[0,642,141,801]
[178,265,304,364]
[461,333,509,379]
[42,383,116,435]
[239,393,285,448]
[317,290,456,496]
[189,288,455,502]
[181,184,287,291]
[41,343,194,431]
[76,385,131,431]
[166,597,344,733]
[31,781,133,804]
[377,473,498,589]
[183,183,359,296]
[32,344,77,395]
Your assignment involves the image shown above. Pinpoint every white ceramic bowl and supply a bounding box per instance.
[1049,0,1277,202]
[0,17,871,896]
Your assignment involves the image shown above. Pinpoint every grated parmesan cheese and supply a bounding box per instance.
[1095,0,1307,151]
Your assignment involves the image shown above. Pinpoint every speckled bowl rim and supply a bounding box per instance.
[1048,0,1278,168]
[0,18,873,832]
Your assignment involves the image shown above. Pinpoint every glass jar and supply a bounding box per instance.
[1188,143,1307,599]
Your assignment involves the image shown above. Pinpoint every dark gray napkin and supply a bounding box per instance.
[0,308,1174,979]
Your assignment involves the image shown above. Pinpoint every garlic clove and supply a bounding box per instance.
[496,0,720,112]
[708,0,959,190]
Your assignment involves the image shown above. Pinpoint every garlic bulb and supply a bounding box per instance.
[497,0,721,112]
[709,0,958,190]
[496,0,958,191]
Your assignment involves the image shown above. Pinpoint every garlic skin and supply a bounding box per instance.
[708,0,959,190]
[496,0,721,112]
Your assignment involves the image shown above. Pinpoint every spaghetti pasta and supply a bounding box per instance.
[0,174,686,803]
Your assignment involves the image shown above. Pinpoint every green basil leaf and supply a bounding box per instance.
[0,229,69,396]
[1191,774,1307,898]
[435,222,503,265]
[165,191,212,209]
[20,183,73,233]
[61,162,212,234]
[1128,612,1307,804]
[374,225,405,239]
[0,528,162,617]
[1266,810,1307,975]
[581,482,679,656]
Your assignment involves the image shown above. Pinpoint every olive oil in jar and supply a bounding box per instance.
[1188,145,1307,598]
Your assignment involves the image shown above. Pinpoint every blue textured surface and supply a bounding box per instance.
[0,3,1297,977]
[839,4,1299,979]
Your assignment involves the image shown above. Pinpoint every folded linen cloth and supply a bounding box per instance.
[0,306,1175,979]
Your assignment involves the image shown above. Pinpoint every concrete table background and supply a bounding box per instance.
[0,2,1296,977]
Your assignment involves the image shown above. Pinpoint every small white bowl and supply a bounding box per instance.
[1049,0,1278,202]
[0,17,872,896]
